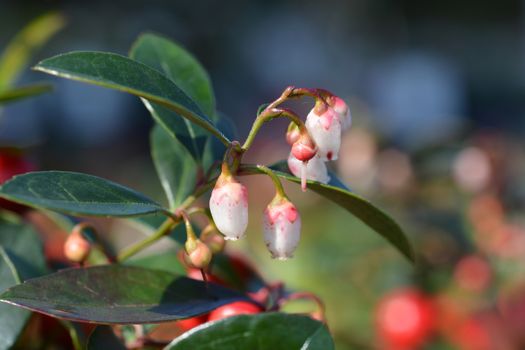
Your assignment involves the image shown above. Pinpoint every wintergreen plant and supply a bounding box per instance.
[0,32,414,349]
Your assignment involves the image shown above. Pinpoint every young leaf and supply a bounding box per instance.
[151,125,197,209]
[165,313,335,350]
[0,83,53,105]
[0,171,165,217]
[0,265,249,324]
[240,162,415,263]
[0,216,47,350]
[33,51,230,146]
[0,12,65,90]
[130,33,215,117]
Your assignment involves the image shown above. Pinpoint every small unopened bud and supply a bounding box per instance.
[305,104,342,161]
[291,132,317,162]
[330,96,351,130]
[64,227,92,263]
[185,238,212,270]
[209,167,249,240]
[286,122,300,145]
[200,224,226,254]
[263,196,301,260]
[287,152,330,184]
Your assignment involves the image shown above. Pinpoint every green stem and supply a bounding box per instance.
[116,180,217,262]
[242,108,307,152]
[250,164,287,198]
[116,218,178,262]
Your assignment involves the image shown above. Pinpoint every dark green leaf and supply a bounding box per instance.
[130,33,215,117]
[125,252,185,275]
[240,163,415,263]
[0,265,248,324]
[165,313,334,350]
[87,326,126,350]
[0,83,53,104]
[0,171,164,217]
[33,51,229,146]
[0,216,46,350]
[151,125,197,209]
[130,33,216,160]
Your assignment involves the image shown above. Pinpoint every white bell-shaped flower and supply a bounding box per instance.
[209,170,248,240]
[263,197,301,260]
[332,96,351,130]
[305,106,342,161]
[288,152,330,184]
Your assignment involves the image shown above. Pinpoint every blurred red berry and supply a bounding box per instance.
[0,152,35,213]
[208,301,262,321]
[454,255,492,292]
[376,288,435,349]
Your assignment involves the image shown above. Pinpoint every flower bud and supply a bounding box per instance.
[305,105,341,161]
[331,96,351,130]
[209,170,249,240]
[285,122,300,145]
[185,238,212,270]
[200,224,226,254]
[291,132,317,162]
[64,230,91,263]
[287,152,330,184]
[263,196,301,260]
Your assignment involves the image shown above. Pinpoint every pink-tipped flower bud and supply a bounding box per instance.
[305,105,342,161]
[287,152,330,184]
[331,96,351,130]
[64,229,91,263]
[209,170,249,240]
[291,132,317,162]
[185,238,212,269]
[200,223,226,254]
[286,122,300,145]
[263,197,301,260]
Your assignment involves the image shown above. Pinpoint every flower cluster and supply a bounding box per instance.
[287,93,351,189]
[204,89,350,261]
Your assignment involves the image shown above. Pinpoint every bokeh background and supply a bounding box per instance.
[2,0,525,348]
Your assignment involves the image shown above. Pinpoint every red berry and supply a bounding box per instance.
[176,314,208,332]
[208,301,262,321]
[376,288,435,349]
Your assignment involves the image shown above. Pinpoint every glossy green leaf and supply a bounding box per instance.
[0,83,53,105]
[240,162,415,263]
[125,251,185,275]
[165,313,334,350]
[33,51,229,146]
[130,33,216,160]
[87,326,126,350]
[0,12,65,90]
[0,171,165,217]
[0,265,248,324]
[151,125,197,209]
[0,216,46,350]
[130,33,215,117]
